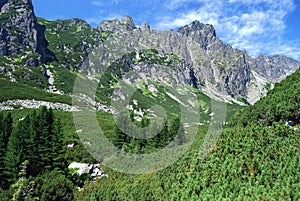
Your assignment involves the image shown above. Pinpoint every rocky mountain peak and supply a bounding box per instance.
[254,54,300,81]
[98,15,136,32]
[121,15,135,30]
[141,22,150,32]
[178,20,216,37]
[0,0,55,64]
[178,20,217,50]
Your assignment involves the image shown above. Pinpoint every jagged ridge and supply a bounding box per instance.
[0,0,299,105]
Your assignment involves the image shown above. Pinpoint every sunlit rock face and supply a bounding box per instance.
[1,0,299,104]
[0,0,55,64]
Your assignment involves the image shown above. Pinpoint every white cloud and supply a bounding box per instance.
[91,0,104,7]
[157,0,222,29]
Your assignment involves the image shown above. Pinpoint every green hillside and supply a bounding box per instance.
[229,68,300,127]
[1,69,298,201]
[75,69,300,200]
[0,79,71,104]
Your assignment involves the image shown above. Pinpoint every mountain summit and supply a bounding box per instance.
[0,1,299,104]
[0,0,55,65]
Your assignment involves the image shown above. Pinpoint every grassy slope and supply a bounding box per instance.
[76,69,299,200]
[0,79,71,104]
[38,17,101,94]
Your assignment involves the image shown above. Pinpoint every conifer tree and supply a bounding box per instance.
[2,113,13,145]
[0,113,13,189]
[155,120,169,148]
[113,126,128,149]
[51,117,65,171]
[3,124,25,188]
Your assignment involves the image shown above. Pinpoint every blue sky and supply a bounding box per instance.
[32,0,300,61]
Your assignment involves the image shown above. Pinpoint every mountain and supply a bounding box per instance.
[0,1,299,200]
[0,0,55,64]
[36,15,300,104]
[0,0,299,106]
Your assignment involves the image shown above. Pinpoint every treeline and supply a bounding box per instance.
[112,111,186,153]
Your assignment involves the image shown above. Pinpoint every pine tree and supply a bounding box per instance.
[26,110,42,177]
[175,124,186,146]
[37,107,55,170]
[113,111,131,149]
[27,107,64,176]
[2,113,13,146]
[167,117,186,146]
[169,117,180,141]
[155,120,169,148]
[113,126,128,149]
[51,117,65,171]
[0,113,13,161]
[3,125,25,188]
[0,112,13,189]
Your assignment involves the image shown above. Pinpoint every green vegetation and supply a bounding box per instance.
[133,49,182,67]
[73,70,300,201]
[101,30,114,41]
[265,82,272,91]
[237,96,250,105]
[0,79,71,104]
[1,66,298,200]
[111,111,186,154]
[38,18,101,70]
[0,107,94,200]
[229,68,300,127]
[0,12,298,200]
[48,62,78,93]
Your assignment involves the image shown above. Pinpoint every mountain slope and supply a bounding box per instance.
[0,0,299,106]
[76,64,300,201]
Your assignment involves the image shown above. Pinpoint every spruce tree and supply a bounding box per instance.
[113,126,128,149]
[3,124,25,188]
[37,107,54,170]
[169,117,186,146]
[0,112,13,189]
[27,110,42,176]
[169,117,180,142]
[51,117,65,171]
[155,120,169,148]
[2,113,13,146]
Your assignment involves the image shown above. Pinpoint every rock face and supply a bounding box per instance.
[178,21,217,50]
[0,0,55,64]
[0,0,299,105]
[84,17,299,104]
[254,54,300,81]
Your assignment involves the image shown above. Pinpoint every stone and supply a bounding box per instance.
[0,0,55,63]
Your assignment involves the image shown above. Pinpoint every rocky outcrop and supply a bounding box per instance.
[0,0,55,64]
[178,21,217,50]
[254,54,300,82]
[68,162,108,181]
[98,15,136,33]
[89,17,300,103]
[0,99,80,111]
